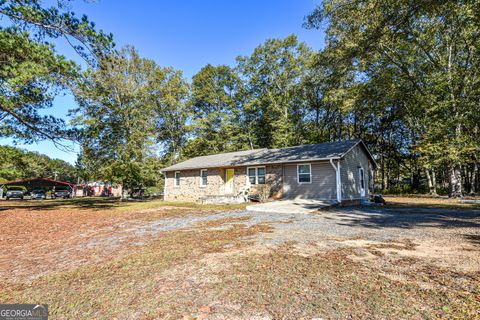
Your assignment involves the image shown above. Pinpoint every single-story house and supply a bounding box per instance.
[161,140,376,204]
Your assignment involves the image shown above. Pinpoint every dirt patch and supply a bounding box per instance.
[196,216,253,228]
[0,207,138,282]
[0,203,225,283]
[335,237,480,272]
[129,206,193,214]
[384,195,480,210]
[1,199,479,319]
[206,247,480,319]
[1,223,274,319]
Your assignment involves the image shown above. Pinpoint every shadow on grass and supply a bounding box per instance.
[385,202,480,210]
[0,197,129,211]
[0,198,247,212]
[463,234,480,245]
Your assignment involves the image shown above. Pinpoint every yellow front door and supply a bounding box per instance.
[225,169,234,194]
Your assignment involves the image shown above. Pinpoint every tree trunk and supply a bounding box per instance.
[381,154,385,192]
[121,180,126,199]
[431,169,437,196]
[472,162,478,195]
[425,168,437,196]
[448,164,462,198]
[463,165,470,194]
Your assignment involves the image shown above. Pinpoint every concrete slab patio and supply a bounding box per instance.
[246,198,336,213]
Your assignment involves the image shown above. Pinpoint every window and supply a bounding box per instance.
[248,168,256,185]
[174,171,180,187]
[359,167,365,189]
[297,164,311,184]
[247,167,266,185]
[200,169,208,187]
[257,167,266,184]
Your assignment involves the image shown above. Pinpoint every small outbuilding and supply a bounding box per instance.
[161,140,377,204]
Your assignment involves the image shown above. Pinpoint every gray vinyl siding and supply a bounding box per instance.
[283,161,336,200]
[340,144,370,200]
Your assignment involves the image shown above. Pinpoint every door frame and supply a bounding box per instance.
[225,168,235,194]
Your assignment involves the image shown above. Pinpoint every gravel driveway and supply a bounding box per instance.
[130,204,475,272]
[113,205,478,258]
[119,205,479,247]
[224,205,480,271]
[245,206,480,243]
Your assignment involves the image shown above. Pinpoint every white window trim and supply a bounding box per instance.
[200,169,208,187]
[247,166,266,186]
[174,171,181,187]
[358,167,365,193]
[297,163,312,184]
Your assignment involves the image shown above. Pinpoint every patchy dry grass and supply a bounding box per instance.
[0,223,273,319]
[4,217,477,319]
[213,246,480,319]
[0,197,248,212]
[196,216,252,228]
[1,197,478,319]
[123,201,248,222]
[384,195,480,210]
[0,199,247,283]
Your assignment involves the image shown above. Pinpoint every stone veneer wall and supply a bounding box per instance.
[164,165,282,202]
[164,168,223,202]
[164,166,249,202]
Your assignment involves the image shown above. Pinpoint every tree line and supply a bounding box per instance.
[0,146,77,183]
[1,1,479,197]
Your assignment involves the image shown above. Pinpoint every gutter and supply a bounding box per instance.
[329,159,342,203]
[161,157,343,173]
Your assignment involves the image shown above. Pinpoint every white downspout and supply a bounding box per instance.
[162,172,167,200]
[330,159,342,203]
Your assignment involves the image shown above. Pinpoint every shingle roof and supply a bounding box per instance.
[161,140,373,172]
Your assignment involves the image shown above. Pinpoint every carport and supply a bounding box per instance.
[0,178,76,198]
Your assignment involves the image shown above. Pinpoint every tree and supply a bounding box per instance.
[0,0,113,143]
[73,46,189,194]
[151,67,190,164]
[0,145,77,183]
[305,0,480,197]
[237,35,313,148]
[0,0,113,65]
[183,64,246,157]
[0,27,77,142]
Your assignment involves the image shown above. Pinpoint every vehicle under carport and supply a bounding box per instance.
[0,178,76,200]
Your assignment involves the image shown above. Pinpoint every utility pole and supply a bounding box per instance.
[53,171,58,181]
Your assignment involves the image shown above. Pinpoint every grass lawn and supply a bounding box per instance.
[0,197,478,319]
[384,195,480,210]
[0,197,248,212]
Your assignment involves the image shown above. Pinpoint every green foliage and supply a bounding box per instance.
[237,35,313,148]
[304,0,480,197]
[4,1,474,197]
[0,0,114,143]
[182,64,246,157]
[0,27,77,142]
[0,0,114,65]
[73,46,189,192]
[0,145,77,183]
[152,64,190,164]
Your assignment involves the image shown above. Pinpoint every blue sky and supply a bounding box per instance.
[1,0,324,164]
